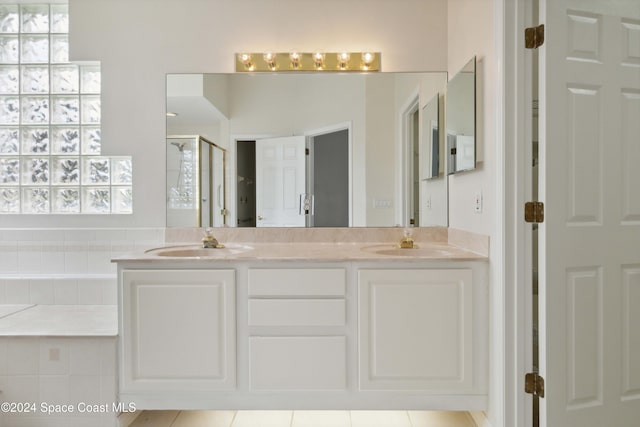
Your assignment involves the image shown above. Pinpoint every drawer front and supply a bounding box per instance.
[249,299,346,326]
[249,336,347,390]
[248,268,346,297]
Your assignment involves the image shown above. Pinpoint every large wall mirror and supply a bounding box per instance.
[446,56,476,175]
[166,72,448,228]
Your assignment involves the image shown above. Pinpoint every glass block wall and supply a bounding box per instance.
[0,3,132,214]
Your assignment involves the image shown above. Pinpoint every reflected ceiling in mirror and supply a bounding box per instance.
[166,72,448,228]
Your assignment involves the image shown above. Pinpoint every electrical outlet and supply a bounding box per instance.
[474,192,483,213]
[425,195,432,210]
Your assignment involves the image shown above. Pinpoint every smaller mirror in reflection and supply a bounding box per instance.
[446,56,476,175]
[422,93,440,179]
[166,135,226,227]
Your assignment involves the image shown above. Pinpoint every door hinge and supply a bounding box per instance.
[525,24,545,49]
[524,201,544,223]
[525,372,545,397]
[305,148,310,155]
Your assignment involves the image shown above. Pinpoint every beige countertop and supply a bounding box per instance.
[112,240,488,263]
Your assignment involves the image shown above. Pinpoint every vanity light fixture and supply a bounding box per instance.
[234,51,380,72]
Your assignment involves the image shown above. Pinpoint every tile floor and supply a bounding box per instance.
[129,410,476,427]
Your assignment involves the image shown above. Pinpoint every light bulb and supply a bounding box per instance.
[289,51,301,69]
[237,53,254,71]
[312,51,325,69]
[362,52,375,66]
[263,52,277,70]
[337,52,350,69]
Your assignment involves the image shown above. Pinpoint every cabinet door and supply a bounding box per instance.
[358,269,472,391]
[249,336,347,390]
[121,269,235,392]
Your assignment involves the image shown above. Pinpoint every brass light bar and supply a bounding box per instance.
[235,52,381,72]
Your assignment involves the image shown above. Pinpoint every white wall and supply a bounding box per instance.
[448,0,496,235]
[447,1,501,427]
[55,0,449,229]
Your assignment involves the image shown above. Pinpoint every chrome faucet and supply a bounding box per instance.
[399,229,414,249]
[202,228,223,249]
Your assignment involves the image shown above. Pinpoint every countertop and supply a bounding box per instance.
[112,241,488,263]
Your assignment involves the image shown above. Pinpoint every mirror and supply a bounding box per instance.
[446,56,476,174]
[166,72,448,228]
[166,135,226,227]
[419,92,448,227]
[422,93,440,179]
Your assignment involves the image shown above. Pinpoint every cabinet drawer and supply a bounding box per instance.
[249,299,346,326]
[248,268,346,297]
[249,336,346,390]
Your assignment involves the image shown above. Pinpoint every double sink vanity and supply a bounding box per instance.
[113,227,489,411]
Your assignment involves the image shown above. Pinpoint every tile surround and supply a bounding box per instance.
[0,336,117,427]
[0,227,164,305]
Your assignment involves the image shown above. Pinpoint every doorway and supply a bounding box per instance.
[399,94,421,227]
[235,126,350,228]
[308,128,350,227]
[236,140,256,227]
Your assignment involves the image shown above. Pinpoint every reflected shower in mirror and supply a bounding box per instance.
[166,135,226,227]
[446,56,476,175]
[166,72,448,228]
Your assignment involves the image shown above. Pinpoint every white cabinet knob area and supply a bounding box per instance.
[117,262,488,410]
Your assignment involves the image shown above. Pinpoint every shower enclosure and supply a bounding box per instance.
[166,135,226,227]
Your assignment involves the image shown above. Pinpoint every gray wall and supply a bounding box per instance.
[313,130,349,227]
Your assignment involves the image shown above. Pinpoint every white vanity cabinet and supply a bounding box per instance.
[116,258,487,410]
[358,269,477,393]
[120,269,236,400]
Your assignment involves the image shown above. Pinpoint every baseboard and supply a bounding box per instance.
[468,411,493,427]
[118,411,141,427]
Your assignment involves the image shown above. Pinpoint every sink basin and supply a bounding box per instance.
[361,244,455,257]
[145,244,253,258]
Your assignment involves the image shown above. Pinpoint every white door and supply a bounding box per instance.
[539,1,640,426]
[255,136,306,227]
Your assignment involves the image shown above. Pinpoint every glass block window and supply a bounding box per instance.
[0,3,132,214]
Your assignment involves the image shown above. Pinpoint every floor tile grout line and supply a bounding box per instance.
[405,410,414,427]
[168,410,181,427]
[229,409,238,427]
